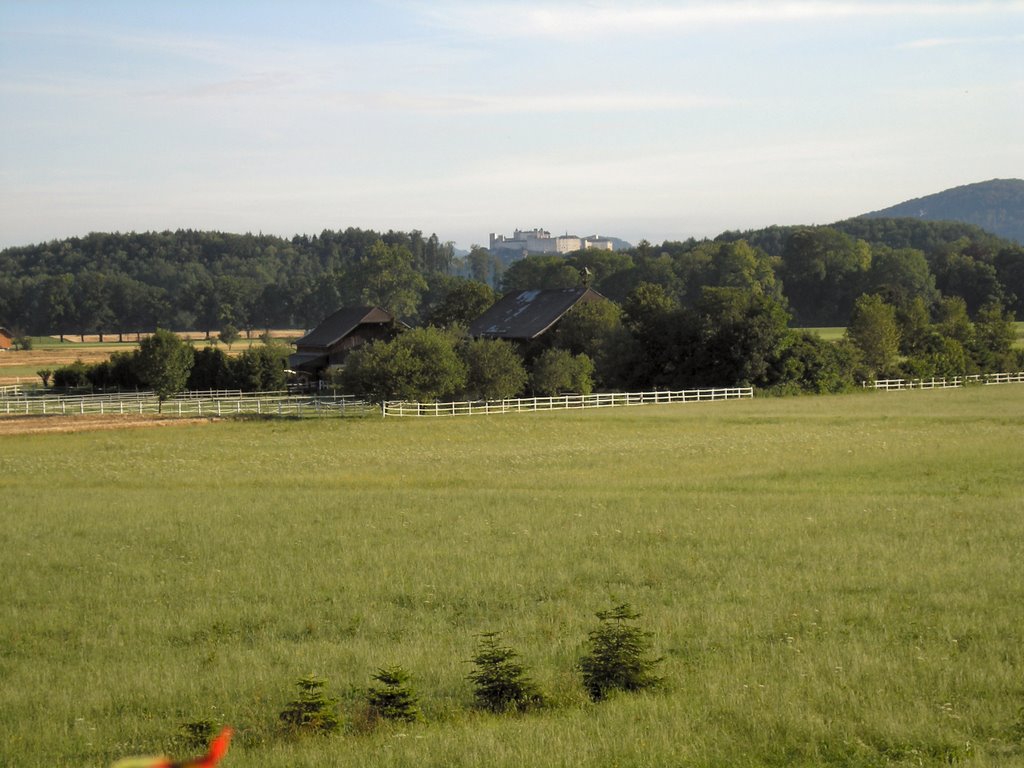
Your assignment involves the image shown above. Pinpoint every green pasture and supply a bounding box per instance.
[25,335,298,352]
[2,387,1023,767]
[800,326,846,342]
[0,364,45,381]
[800,323,1024,349]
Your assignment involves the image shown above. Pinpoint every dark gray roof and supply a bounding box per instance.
[295,306,394,350]
[466,287,605,340]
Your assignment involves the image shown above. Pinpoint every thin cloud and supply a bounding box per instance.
[140,72,302,102]
[900,33,1024,48]
[419,1,1024,38]
[321,89,735,114]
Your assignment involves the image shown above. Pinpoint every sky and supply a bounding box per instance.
[1,1,1022,251]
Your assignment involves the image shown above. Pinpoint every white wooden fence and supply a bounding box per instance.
[381,387,753,418]
[864,372,1024,391]
[0,392,374,418]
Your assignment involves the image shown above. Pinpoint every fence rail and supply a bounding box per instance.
[1,393,374,418]
[864,372,1024,391]
[382,387,753,418]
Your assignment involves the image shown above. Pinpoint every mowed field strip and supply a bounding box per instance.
[1,387,1022,767]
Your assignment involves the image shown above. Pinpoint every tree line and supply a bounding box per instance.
[334,283,1019,403]
[50,279,1018,402]
[0,228,457,339]
[2,218,1022,342]
[48,329,290,399]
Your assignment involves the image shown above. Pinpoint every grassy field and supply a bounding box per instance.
[801,327,847,342]
[1,387,1023,767]
[803,323,1024,349]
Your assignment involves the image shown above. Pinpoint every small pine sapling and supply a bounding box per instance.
[278,674,340,735]
[466,632,545,713]
[579,603,663,702]
[366,665,421,723]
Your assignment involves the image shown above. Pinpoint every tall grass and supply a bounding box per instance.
[1,387,1022,766]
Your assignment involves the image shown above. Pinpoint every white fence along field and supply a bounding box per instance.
[381,387,754,417]
[0,391,373,418]
[865,372,1024,391]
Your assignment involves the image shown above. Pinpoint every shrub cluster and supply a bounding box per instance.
[260,604,661,747]
[47,339,290,394]
[337,327,592,403]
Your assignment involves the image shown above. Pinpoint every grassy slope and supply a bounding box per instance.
[1,388,1023,767]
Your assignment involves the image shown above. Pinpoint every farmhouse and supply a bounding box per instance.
[288,306,402,380]
[466,286,607,341]
[0,327,13,350]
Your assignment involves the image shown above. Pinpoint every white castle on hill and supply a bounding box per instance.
[489,228,615,256]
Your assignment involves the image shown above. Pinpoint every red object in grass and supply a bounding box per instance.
[112,727,233,768]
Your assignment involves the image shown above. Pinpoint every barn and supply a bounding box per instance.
[0,327,13,350]
[288,306,402,381]
[466,286,607,341]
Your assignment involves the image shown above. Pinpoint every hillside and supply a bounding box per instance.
[3,213,1024,338]
[862,178,1024,244]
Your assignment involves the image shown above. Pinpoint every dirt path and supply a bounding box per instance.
[0,414,219,435]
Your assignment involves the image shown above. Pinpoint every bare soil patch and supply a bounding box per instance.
[0,414,219,435]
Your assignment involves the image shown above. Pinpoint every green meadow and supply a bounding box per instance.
[2,387,1023,767]
[802,323,1024,349]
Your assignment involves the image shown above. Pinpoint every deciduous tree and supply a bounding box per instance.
[529,348,594,395]
[429,280,495,328]
[846,294,900,378]
[342,327,467,402]
[460,338,527,400]
[136,328,194,406]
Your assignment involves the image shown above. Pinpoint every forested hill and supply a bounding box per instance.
[0,228,460,338]
[2,217,1024,336]
[861,178,1024,244]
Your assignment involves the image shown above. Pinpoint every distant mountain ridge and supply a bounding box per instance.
[861,178,1024,244]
